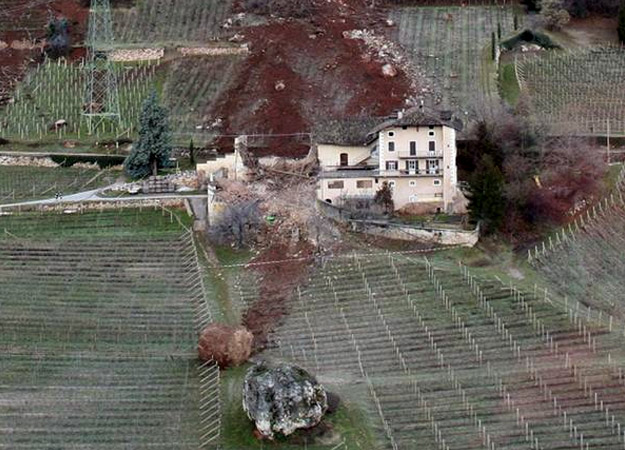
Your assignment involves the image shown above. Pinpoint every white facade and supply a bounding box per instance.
[317,121,460,213]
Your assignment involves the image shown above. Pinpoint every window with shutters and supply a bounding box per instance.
[385,161,398,171]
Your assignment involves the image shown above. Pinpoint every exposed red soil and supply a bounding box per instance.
[0,0,87,104]
[211,0,414,157]
[242,242,315,353]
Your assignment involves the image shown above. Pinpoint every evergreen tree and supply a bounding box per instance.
[466,155,506,234]
[124,91,172,178]
[189,139,196,165]
[619,0,625,44]
[491,32,496,61]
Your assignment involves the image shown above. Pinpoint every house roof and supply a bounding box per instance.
[314,117,379,146]
[315,107,463,146]
[370,106,463,134]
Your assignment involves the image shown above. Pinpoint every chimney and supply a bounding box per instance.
[397,109,404,119]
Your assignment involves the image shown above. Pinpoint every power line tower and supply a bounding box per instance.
[82,0,120,136]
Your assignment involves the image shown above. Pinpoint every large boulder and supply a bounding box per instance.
[198,323,253,368]
[243,362,327,439]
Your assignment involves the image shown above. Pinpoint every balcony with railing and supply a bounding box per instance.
[380,168,443,177]
[397,151,443,159]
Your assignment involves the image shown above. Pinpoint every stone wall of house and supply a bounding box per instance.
[349,220,479,246]
[317,200,477,247]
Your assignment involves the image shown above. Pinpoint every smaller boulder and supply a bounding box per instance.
[198,323,253,368]
[381,63,397,78]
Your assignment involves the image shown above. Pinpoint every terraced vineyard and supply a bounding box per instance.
[517,47,625,136]
[0,209,219,448]
[163,55,242,145]
[112,0,232,46]
[239,253,625,449]
[391,5,521,110]
[0,60,156,142]
[534,196,625,320]
[0,165,117,204]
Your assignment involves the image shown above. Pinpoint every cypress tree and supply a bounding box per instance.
[189,139,196,166]
[619,0,625,44]
[124,91,172,178]
[466,155,506,234]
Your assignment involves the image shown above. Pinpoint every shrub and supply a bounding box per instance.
[44,18,70,59]
[540,0,571,30]
[51,154,125,168]
[374,182,394,214]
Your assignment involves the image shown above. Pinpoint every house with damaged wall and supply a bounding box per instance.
[316,107,467,214]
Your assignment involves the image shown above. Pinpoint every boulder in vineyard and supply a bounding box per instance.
[197,323,253,368]
[243,362,327,439]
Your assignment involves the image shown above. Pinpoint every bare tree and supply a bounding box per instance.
[212,200,262,248]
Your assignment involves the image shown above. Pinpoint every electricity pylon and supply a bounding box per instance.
[82,0,120,136]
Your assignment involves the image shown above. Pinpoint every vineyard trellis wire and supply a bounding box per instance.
[0,165,116,204]
[528,163,625,263]
[0,208,219,448]
[250,248,625,449]
[391,5,523,111]
[0,58,156,142]
[516,46,625,136]
[112,0,232,46]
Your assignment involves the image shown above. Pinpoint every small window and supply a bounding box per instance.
[388,131,395,137]
[328,180,344,189]
[433,179,441,186]
[409,180,416,187]
[402,126,408,130]
[409,141,416,156]
[388,181,396,190]
[339,153,348,166]
[388,141,395,152]
[356,180,373,189]
[429,141,436,152]
[429,130,435,136]
[429,126,434,129]
[385,161,398,171]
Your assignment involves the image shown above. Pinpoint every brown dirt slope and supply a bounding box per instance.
[0,0,87,104]
[211,0,415,157]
